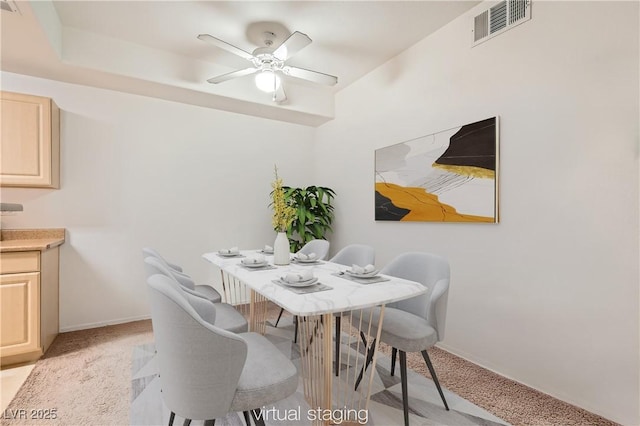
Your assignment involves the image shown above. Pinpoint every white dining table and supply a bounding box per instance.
[203,250,426,425]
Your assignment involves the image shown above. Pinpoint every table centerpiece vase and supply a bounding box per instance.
[273,231,290,265]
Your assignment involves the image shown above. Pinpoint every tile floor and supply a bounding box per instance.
[1,362,36,412]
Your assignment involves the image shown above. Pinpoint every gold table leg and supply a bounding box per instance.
[298,307,385,425]
[219,271,267,334]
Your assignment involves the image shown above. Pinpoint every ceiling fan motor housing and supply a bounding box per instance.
[251,50,284,73]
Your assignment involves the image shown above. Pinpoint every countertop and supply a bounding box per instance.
[0,229,65,252]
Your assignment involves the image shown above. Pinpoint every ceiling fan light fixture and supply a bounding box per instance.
[255,70,281,93]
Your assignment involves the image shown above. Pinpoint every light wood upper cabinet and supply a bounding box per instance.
[0,91,60,188]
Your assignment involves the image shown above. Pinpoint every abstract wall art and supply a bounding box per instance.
[375,117,499,222]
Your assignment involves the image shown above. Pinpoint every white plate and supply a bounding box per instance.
[294,257,319,263]
[281,277,319,288]
[218,251,240,257]
[346,270,380,278]
[242,261,269,268]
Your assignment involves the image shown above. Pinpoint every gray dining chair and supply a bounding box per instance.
[297,239,330,260]
[147,274,298,426]
[144,256,248,333]
[329,244,376,376]
[142,247,183,272]
[142,247,222,303]
[330,244,375,267]
[353,252,450,426]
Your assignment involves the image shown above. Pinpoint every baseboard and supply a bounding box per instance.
[435,342,504,377]
[59,314,151,333]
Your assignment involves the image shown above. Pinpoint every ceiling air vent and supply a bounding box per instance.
[472,0,530,46]
[0,0,20,14]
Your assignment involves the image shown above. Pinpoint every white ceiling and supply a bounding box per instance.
[1,1,479,126]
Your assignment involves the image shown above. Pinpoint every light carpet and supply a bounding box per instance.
[3,321,153,425]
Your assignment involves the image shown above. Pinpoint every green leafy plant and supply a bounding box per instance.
[282,186,336,252]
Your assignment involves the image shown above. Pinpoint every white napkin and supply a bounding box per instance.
[242,254,265,265]
[283,270,314,283]
[263,245,274,253]
[297,252,317,260]
[350,264,376,274]
[220,247,239,254]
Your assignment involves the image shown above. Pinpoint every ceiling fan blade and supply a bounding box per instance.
[207,68,258,84]
[273,31,312,61]
[283,66,338,86]
[273,83,287,103]
[198,34,255,61]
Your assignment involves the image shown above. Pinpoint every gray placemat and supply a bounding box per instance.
[238,264,278,272]
[272,279,333,294]
[332,272,390,285]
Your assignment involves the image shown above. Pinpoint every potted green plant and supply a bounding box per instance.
[282,185,336,252]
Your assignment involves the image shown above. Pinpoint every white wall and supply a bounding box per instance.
[0,71,314,331]
[314,2,639,424]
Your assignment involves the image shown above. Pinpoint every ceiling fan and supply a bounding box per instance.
[197,30,338,103]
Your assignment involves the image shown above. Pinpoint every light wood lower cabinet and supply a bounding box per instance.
[0,272,40,357]
[0,249,59,365]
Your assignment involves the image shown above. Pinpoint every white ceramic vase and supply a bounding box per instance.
[273,232,291,265]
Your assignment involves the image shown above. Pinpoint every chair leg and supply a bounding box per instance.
[250,408,265,426]
[204,420,215,426]
[335,315,341,376]
[274,308,285,327]
[183,419,191,426]
[242,411,251,426]
[293,316,298,344]
[359,330,368,346]
[391,347,397,376]
[354,338,377,391]
[421,350,449,411]
[303,317,323,355]
[168,411,175,426]
[399,351,409,426]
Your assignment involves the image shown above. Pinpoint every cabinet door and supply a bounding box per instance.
[0,272,41,357]
[0,91,60,188]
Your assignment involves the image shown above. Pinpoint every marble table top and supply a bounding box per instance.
[203,250,427,316]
